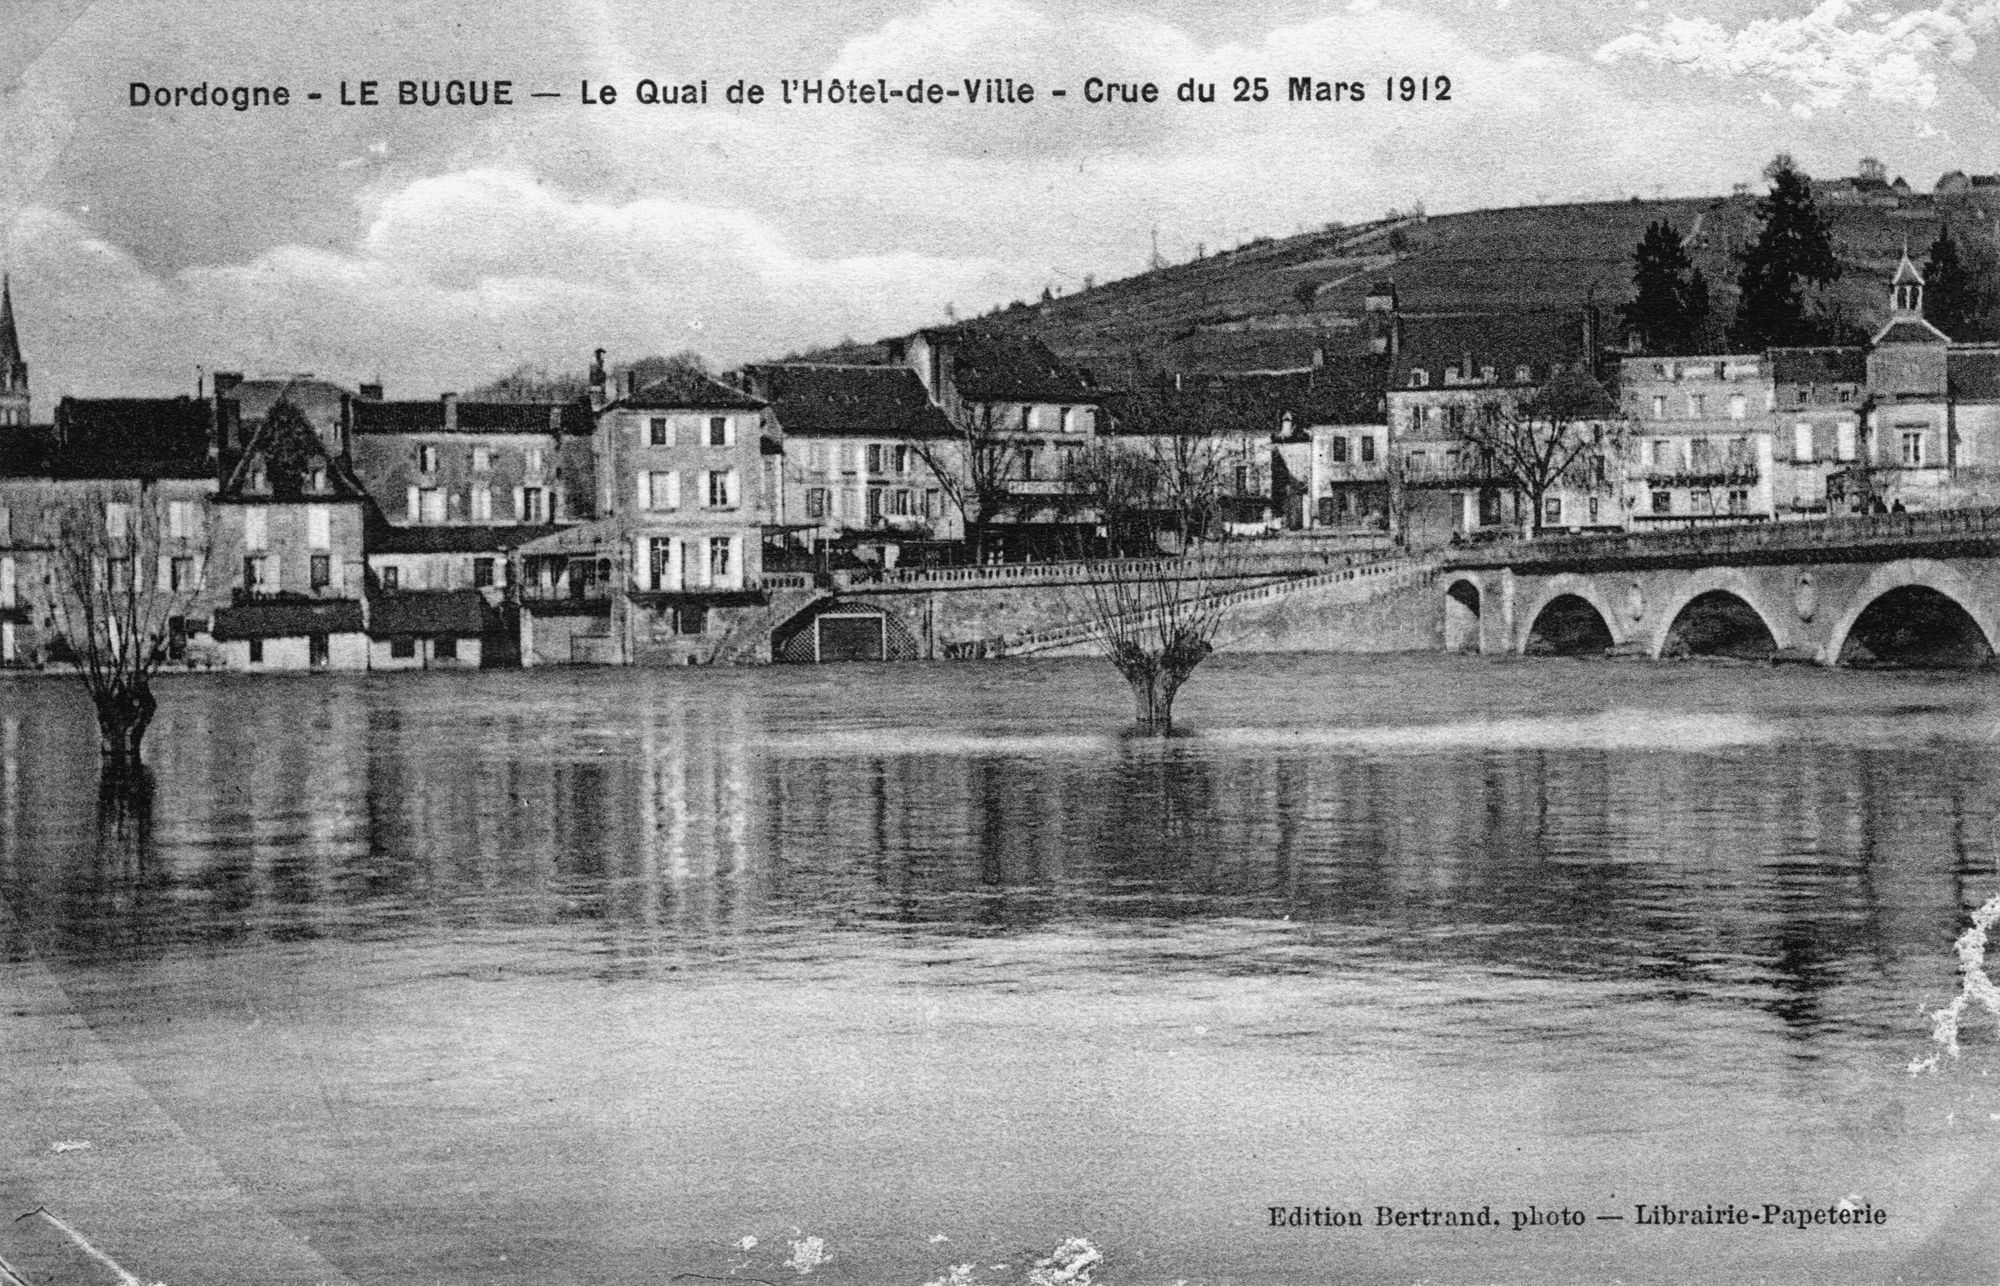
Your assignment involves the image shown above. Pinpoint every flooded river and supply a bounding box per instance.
[6,654,2000,1284]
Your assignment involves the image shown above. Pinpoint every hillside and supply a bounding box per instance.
[794,187,1999,387]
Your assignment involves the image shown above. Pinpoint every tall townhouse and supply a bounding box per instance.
[1386,308,1617,542]
[738,363,962,569]
[1616,355,1777,528]
[892,327,1104,561]
[1767,348,1864,515]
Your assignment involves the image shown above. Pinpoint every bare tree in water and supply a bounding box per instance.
[1074,552,1233,731]
[43,488,208,771]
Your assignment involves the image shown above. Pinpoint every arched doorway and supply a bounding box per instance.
[772,600,923,663]
[1660,591,1778,661]
[1524,594,1614,657]
[1837,586,1993,667]
[1443,579,1481,653]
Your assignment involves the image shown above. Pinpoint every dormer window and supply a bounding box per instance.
[1515,365,1532,384]
[1480,366,1496,383]
[418,445,438,474]
[1409,369,1430,388]
[309,465,328,493]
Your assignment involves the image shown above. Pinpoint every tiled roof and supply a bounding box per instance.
[219,398,370,501]
[1107,366,1386,438]
[613,367,765,411]
[369,523,570,554]
[368,589,491,636]
[1767,347,1866,385]
[49,397,215,480]
[739,364,956,439]
[353,398,594,435]
[1392,311,1591,388]
[211,598,364,640]
[0,426,53,478]
[1873,319,1951,345]
[1949,347,2000,401]
[921,327,1099,402]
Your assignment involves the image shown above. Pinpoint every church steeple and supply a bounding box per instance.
[0,275,26,430]
[1891,246,1925,318]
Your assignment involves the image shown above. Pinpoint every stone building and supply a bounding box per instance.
[1616,354,1777,528]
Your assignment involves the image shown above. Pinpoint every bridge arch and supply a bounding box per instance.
[1443,577,1483,653]
[1515,573,1625,656]
[1649,568,1793,660]
[1824,559,1997,667]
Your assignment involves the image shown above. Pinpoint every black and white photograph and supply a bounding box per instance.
[5,0,2000,1281]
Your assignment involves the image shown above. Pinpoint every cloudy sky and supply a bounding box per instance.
[3,0,1998,406]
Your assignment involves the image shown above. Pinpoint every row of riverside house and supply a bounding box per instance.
[3,249,1996,671]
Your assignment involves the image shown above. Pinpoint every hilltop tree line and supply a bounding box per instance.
[1621,155,2000,354]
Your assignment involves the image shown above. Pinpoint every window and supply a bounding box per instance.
[1588,496,1600,522]
[309,466,328,494]
[1837,422,1856,461]
[1651,490,1672,515]
[310,554,331,591]
[1478,488,1503,527]
[520,487,546,523]
[1330,435,1349,464]
[708,536,732,583]
[1795,386,1810,406]
[1729,395,1746,421]
[708,416,730,447]
[309,635,329,668]
[168,500,196,539]
[1059,406,1075,433]
[646,536,674,590]
[243,556,265,590]
[1359,436,1376,463]
[434,636,458,660]
[706,469,737,508]
[893,445,911,474]
[1688,393,1706,417]
[473,557,496,588]
[248,638,264,664]
[642,471,679,511]
[1446,405,1465,433]
[244,507,268,550]
[1651,395,1667,419]
[649,418,671,447]
[169,556,195,592]
[925,489,941,517]
[1837,386,1855,404]
[105,502,131,540]
[1235,465,1250,494]
[419,488,445,524]
[1019,406,1033,433]
[1794,424,1814,462]
[1514,365,1532,383]
[1727,488,1750,514]
[867,488,885,520]
[418,445,438,474]
[888,489,912,517]
[307,504,331,550]
[807,442,828,472]
[806,487,828,519]
[525,447,544,476]
[866,444,884,474]
[472,446,493,472]
[0,506,9,543]
[1901,430,1926,467]
[1543,496,1563,525]
[1409,369,1430,388]
[675,605,708,635]
[472,486,492,520]
[1690,488,1712,513]
[390,636,416,659]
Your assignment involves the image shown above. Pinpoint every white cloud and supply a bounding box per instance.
[1596,0,2000,114]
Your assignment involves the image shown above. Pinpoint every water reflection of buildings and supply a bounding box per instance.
[4,679,2000,1025]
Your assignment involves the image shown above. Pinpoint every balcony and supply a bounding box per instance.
[1641,462,1760,488]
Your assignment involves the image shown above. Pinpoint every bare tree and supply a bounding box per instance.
[42,487,209,769]
[1062,439,1166,557]
[1445,370,1621,538]
[902,402,1019,562]
[1071,553,1233,731]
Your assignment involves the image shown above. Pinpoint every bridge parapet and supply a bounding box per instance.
[1444,505,2000,571]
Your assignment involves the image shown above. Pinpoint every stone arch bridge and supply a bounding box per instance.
[1439,507,2000,666]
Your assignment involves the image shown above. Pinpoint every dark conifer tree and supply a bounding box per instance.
[1728,157,1842,351]
[1923,225,1978,339]
[1620,220,1709,354]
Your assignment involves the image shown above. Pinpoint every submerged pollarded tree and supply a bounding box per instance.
[1074,551,1233,731]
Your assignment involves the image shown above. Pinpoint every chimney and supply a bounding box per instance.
[625,370,638,398]
[442,392,458,432]
[589,348,608,411]
[213,371,244,400]
[1312,346,1326,369]
[358,381,384,401]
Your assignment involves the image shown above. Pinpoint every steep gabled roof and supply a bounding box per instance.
[219,398,369,500]
[612,366,765,411]
[1872,317,1952,345]
[918,327,1099,403]
[1106,365,1386,438]
[50,397,214,480]
[1768,346,1866,385]
[1949,346,2000,401]
[1392,310,1591,389]
[352,398,594,435]
[739,363,956,439]
[0,276,23,382]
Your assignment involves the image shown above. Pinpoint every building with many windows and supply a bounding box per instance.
[1616,354,1777,528]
